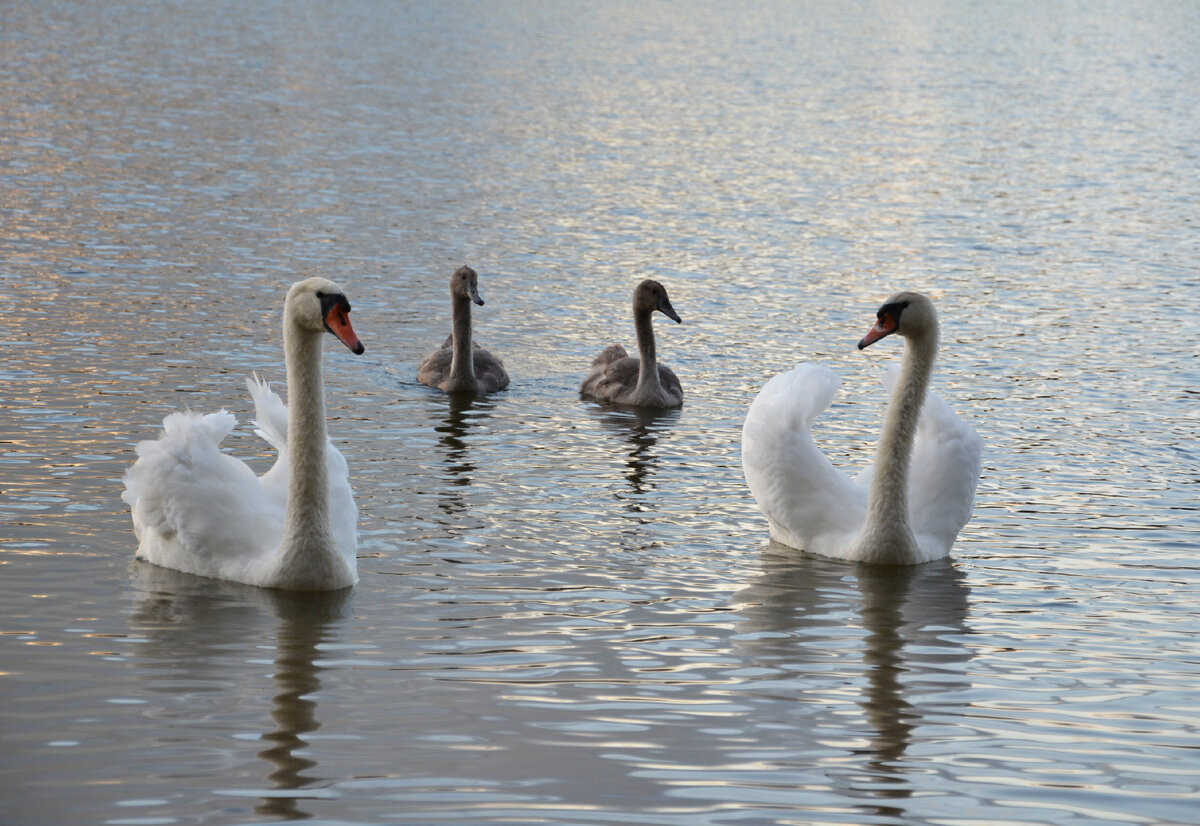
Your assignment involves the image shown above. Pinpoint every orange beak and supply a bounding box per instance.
[325,304,365,354]
[857,313,897,350]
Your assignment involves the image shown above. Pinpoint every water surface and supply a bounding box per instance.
[3,2,1199,824]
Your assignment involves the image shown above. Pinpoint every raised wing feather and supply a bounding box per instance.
[244,374,357,554]
[893,371,983,553]
[741,364,867,556]
[246,374,288,453]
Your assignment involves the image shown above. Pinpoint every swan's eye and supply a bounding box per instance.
[877,300,910,329]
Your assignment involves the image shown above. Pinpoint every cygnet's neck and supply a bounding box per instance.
[861,328,938,561]
[448,292,476,386]
[278,317,336,582]
[634,307,662,395]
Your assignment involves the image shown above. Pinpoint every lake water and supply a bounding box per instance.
[3,2,1199,824]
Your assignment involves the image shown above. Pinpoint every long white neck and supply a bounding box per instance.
[448,292,475,384]
[634,308,662,394]
[860,328,937,561]
[278,314,337,585]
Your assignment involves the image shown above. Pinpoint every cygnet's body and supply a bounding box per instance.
[418,266,509,394]
[581,279,683,408]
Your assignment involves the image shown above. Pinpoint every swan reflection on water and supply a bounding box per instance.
[431,392,497,523]
[434,393,488,486]
[733,550,971,805]
[589,403,682,507]
[127,564,353,819]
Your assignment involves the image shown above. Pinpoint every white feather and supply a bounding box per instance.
[743,362,980,563]
[741,292,982,565]
[121,278,361,590]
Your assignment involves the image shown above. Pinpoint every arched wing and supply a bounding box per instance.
[742,364,866,555]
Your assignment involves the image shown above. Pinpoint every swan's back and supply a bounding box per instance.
[417,342,510,393]
[741,364,865,557]
[122,379,358,587]
[888,368,982,554]
[470,348,510,393]
[579,345,632,399]
[123,409,284,583]
[416,343,453,387]
[743,363,981,563]
[589,344,629,369]
[580,347,682,407]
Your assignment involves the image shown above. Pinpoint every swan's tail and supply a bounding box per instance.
[121,408,237,534]
[246,374,289,453]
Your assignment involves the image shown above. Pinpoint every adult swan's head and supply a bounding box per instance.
[858,291,937,351]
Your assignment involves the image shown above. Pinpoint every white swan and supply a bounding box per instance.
[417,265,510,394]
[580,279,683,408]
[121,278,366,590]
[741,291,981,565]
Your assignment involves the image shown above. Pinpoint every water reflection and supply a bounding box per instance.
[588,404,682,508]
[851,561,970,793]
[733,549,970,807]
[435,393,480,488]
[127,564,352,820]
[432,392,495,519]
[254,589,352,818]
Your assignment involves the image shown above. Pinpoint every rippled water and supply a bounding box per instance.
[3,2,1199,824]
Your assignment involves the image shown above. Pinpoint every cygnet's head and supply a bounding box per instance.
[286,277,366,354]
[450,266,485,306]
[858,291,936,350]
[634,279,682,324]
